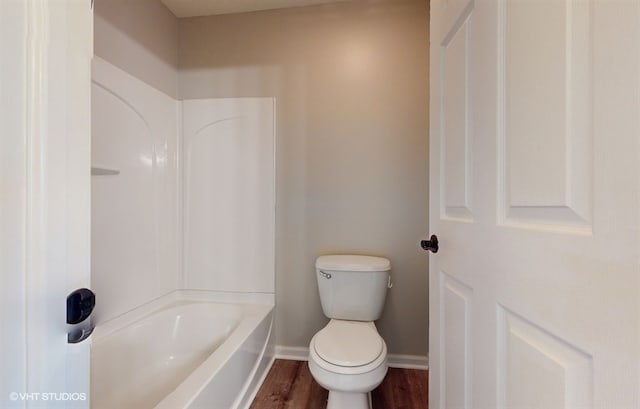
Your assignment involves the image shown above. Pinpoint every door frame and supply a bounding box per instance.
[1,0,93,407]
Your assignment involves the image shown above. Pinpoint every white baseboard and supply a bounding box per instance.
[274,345,429,370]
[386,354,429,370]
[274,345,309,361]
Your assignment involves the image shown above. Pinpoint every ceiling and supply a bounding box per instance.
[160,0,351,18]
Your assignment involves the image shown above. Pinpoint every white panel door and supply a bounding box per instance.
[0,1,92,408]
[429,0,639,408]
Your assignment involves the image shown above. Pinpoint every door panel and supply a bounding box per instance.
[497,307,593,409]
[498,0,593,230]
[441,11,473,221]
[441,272,472,409]
[430,0,639,408]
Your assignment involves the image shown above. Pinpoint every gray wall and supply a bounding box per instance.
[94,0,179,98]
[179,0,430,356]
[94,0,430,356]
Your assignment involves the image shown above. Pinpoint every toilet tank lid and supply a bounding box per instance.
[316,255,391,272]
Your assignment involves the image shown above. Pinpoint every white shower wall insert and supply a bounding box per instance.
[183,98,275,294]
[91,57,275,325]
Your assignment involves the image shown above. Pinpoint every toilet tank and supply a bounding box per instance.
[315,255,391,322]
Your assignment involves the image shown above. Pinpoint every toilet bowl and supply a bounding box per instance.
[308,320,388,409]
[308,255,392,409]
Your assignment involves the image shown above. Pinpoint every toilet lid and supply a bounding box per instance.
[313,320,383,367]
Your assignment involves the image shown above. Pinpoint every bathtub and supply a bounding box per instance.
[91,292,274,409]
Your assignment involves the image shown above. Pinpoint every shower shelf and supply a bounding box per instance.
[91,166,120,176]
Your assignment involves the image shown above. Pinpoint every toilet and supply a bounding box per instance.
[308,255,391,409]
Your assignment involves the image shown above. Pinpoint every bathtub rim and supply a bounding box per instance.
[91,290,274,409]
[92,289,274,342]
[155,303,273,409]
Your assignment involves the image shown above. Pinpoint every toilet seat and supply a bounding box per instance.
[310,320,387,375]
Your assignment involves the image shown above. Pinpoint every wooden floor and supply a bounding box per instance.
[249,359,428,409]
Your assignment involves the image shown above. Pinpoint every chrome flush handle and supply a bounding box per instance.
[319,270,332,279]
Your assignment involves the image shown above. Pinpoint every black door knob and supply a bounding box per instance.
[67,288,95,324]
[67,288,95,344]
[421,235,439,253]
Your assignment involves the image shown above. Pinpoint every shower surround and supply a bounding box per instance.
[91,57,275,408]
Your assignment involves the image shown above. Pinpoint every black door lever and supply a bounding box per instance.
[421,235,439,253]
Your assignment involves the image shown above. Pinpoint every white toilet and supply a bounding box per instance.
[308,254,391,409]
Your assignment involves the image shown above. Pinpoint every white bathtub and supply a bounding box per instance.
[91,292,274,409]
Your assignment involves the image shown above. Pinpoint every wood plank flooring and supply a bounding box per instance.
[249,359,428,409]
